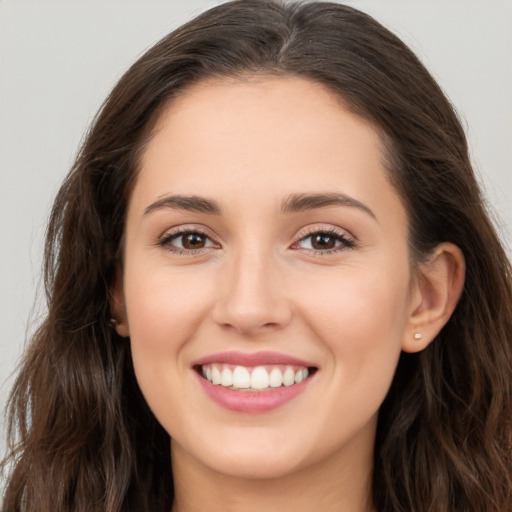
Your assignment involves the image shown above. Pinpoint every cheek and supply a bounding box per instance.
[125,264,212,345]
[297,264,410,384]
[269,264,412,461]
[302,261,409,327]
[123,264,215,407]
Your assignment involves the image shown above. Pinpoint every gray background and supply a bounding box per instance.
[1,0,511,462]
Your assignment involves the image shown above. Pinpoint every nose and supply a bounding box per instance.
[211,249,292,336]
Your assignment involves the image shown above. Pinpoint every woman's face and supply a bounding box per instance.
[115,76,423,479]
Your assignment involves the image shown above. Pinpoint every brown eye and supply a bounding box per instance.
[294,229,355,253]
[182,233,206,249]
[311,233,336,250]
[159,229,218,253]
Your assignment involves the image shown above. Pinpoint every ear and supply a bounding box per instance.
[111,265,130,338]
[402,242,465,353]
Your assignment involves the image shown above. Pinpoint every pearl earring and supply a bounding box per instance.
[414,332,422,340]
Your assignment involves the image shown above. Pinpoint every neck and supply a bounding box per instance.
[170,431,375,512]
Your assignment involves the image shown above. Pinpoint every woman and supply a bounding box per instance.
[2,1,511,511]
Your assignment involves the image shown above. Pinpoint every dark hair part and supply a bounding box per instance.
[3,1,511,510]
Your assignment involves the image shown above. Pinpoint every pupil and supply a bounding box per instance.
[312,234,335,250]
[183,233,205,249]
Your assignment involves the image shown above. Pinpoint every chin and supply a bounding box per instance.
[171,423,313,481]
[202,447,306,480]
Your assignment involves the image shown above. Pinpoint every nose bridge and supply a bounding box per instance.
[213,244,291,334]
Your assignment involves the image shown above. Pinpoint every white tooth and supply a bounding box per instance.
[232,366,251,388]
[206,366,212,382]
[251,366,270,389]
[302,368,309,380]
[221,367,233,387]
[202,366,207,377]
[295,369,304,383]
[283,366,295,386]
[269,367,283,388]
[212,365,221,385]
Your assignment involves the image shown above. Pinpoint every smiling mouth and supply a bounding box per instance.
[196,364,318,391]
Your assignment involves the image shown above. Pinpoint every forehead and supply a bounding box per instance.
[149,76,384,162]
[131,75,404,228]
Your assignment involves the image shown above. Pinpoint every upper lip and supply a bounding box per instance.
[192,351,317,368]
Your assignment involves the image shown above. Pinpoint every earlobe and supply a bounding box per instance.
[402,242,465,353]
[111,266,130,338]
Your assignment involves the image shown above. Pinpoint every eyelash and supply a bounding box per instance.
[158,228,219,255]
[291,227,355,255]
[157,227,355,256]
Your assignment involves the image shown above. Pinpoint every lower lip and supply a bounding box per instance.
[195,372,313,413]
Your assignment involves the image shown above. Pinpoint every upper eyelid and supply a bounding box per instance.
[294,224,355,241]
[159,224,218,240]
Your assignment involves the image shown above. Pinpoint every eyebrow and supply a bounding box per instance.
[281,193,376,220]
[144,195,222,216]
[143,192,376,220]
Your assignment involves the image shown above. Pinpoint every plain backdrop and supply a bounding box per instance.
[1,0,511,460]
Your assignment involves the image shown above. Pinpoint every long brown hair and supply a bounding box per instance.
[2,1,511,510]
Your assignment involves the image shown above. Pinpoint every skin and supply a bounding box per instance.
[113,76,465,512]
